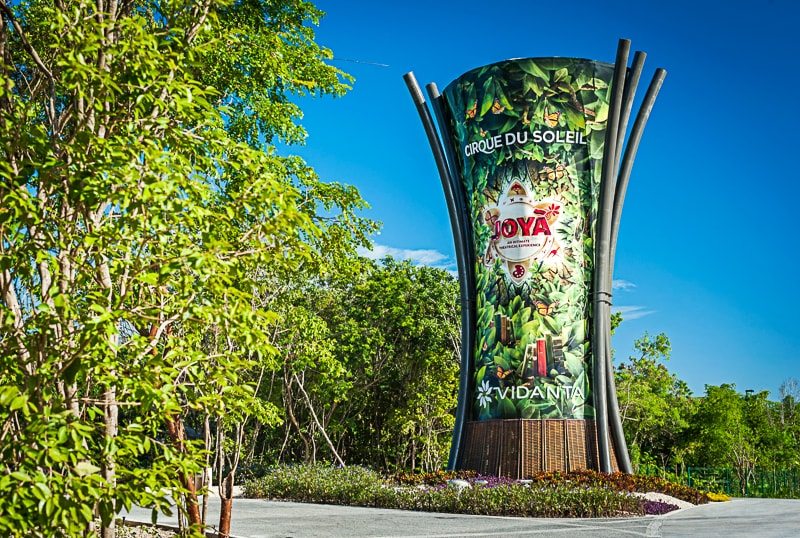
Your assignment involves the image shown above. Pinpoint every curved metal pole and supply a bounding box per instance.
[605,68,667,474]
[602,51,645,475]
[609,68,667,264]
[604,339,632,472]
[614,52,646,168]
[593,38,630,472]
[426,82,479,470]
[402,72,473,470]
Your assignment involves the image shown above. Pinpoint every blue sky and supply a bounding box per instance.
[290,0,799,398]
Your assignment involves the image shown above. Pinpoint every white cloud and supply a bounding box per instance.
[612,305,656,321]
[612,279,637,291]
[358,243,452,267]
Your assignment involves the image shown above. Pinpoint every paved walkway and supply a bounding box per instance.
[122,497,800,537]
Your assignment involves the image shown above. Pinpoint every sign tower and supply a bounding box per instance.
[404,39,666,475]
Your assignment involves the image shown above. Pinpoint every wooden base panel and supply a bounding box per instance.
[459,419,618,478]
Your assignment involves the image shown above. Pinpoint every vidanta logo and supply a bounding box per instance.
[475,381,584,408]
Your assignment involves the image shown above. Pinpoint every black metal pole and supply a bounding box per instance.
[593,38,630,473]
[602,50,645,475]
[402,72,473,470]
[609,68,667,265]
[605,68,667,474]
[614,52,646,168]
[426,82,478,470]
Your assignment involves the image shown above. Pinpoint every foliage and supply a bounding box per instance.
[0,0,368,535]
[388,484,644,518]
[244,258,460,473]
[525,470,709,505]
[692,384,748,467]
[391,469,478,486]
[615,325,800,490]
[641,465,800,499]
[242,463,385,505]
[615,333,694,468]
[641,500,679,515]
[243,464,647,518]
[706,492,731,502]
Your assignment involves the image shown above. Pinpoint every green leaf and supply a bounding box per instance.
[74,461,102,477]
[9,395,27,412]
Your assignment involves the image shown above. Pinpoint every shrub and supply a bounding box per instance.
[642,500,680,515]
[244,464,646,517]
[391,469,477,486]
[242,463,384,505]
[526,470,709,504]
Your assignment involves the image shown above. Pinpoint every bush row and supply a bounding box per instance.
[389,468,709,504]
[524,470,709,504]
[243,464,651,518]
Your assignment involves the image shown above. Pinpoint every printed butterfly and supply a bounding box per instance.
[466,101,477,119]
[537,164,567,182]
[534,300,554,316]
[543,109,561,128]
[491,98,505,115]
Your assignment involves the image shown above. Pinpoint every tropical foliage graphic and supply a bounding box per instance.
[442,58,614,420]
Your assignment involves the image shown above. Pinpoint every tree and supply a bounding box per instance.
[244,258,461,473]
[691,384,754,492]
[778,378,800,428]
[0,1,369,536]
[614,333,694,468]
[741,389,798,470]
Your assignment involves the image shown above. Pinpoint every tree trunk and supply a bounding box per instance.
[101,385,117,538]
[202,415,212,526]
[293,373,345,466]
[218,473,234,538]
[165,418,202,528]
[219,497,233,537]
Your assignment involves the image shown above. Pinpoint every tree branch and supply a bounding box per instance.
[0,2,54,82]
[292,372,344,466]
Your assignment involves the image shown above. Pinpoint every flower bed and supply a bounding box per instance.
[243,464,707,517]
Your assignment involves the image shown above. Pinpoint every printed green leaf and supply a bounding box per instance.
[541,315,561,334]
[496,85,513,110]
[553,67,570,82]
[518,60,549,80]
[500,398,518,418]
[480,79,496,116]
[476,365,486,385]
[494,356,510,370]
[564,107,585,130]
[565,353,584,377]
[520,402,537,419]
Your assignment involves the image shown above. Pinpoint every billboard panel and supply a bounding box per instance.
[441,58,614,421]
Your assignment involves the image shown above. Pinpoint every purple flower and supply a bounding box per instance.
[642,500,679,515]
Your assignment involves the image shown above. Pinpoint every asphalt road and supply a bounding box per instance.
[122,497,800,537]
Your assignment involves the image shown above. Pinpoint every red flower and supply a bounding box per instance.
[545,203,560,219]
